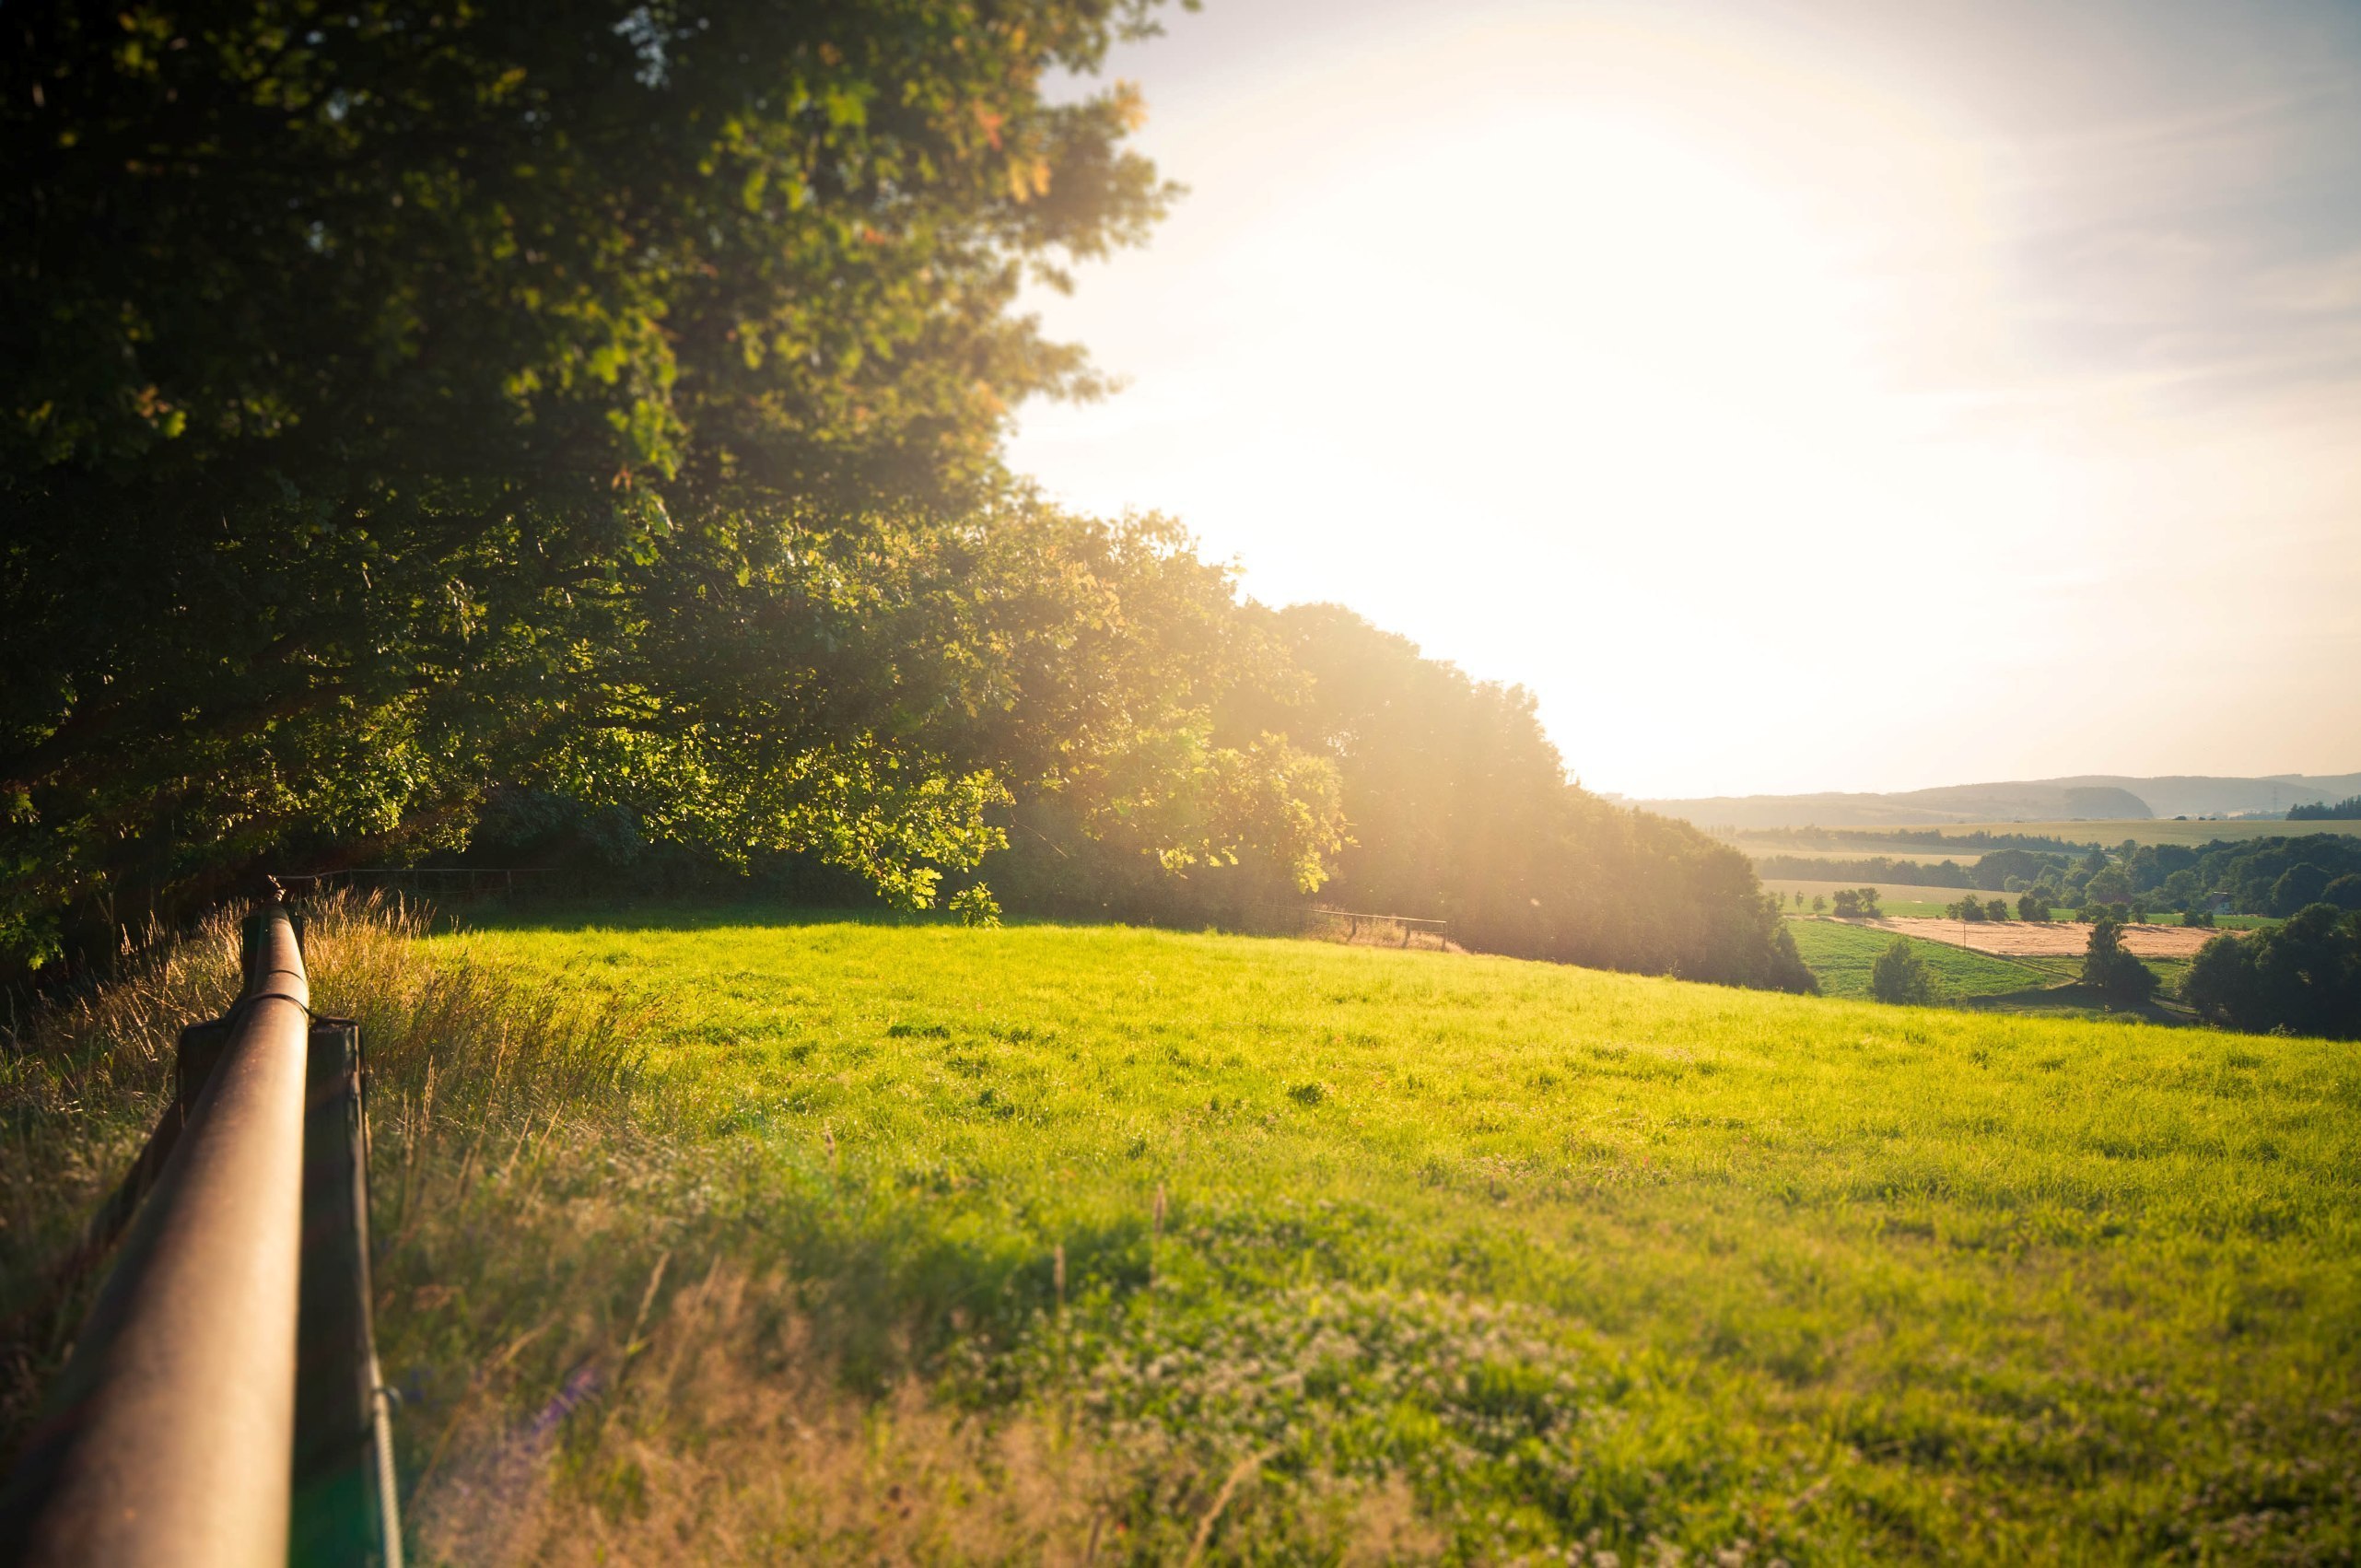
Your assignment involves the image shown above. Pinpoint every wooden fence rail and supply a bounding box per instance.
[1300,906,1451,949]
[0,897,401,1567]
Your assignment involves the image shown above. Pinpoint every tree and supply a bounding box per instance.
[1831,887,1880,919]
[2181,906,2361,1039]
[1812,895,1827,913]
[2269,864,2332,917]
[2327,874,2361,912]
[2085,868,2133,905]
[0,0,1188,975]
[2017,891,2051,922]
[1871,938,1934,1004]
[2081,917,2156,1001]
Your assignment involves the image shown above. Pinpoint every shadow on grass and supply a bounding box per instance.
[1954,981,2199,1026]
[450,897,1029,937]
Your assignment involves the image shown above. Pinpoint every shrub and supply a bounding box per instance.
[2080,917,2156,1002]
[1830,887,1881,919]
[2016,893,2051,922]
[1984,899,2010,923]
[1870,939,1934,1004]
[949,885,1004,929]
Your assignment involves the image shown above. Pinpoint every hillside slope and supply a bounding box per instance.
[463,913,2361,1559]
[9,907,2356,1562]
[1642,771,2361,828]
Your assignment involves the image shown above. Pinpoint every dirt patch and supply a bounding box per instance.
[1858,917,2234,960]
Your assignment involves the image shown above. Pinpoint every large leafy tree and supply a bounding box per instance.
[2,0,1181,972]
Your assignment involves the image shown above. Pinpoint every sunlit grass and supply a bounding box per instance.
[10,903,2357,1562]
[434,907,2360,1562]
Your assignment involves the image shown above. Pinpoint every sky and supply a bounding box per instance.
[1006,0,2361,800]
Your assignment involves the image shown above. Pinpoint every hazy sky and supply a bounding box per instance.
[1008,0,2361,799]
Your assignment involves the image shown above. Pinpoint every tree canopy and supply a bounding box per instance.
[3,0,1812,1000]
[3,0,1185,967]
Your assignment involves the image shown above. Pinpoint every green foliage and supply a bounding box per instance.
[1943,895,1990,922]
[2081,917,2158,1002]
[0,0,1187,973]
[1829,886,1881,919]
[1752,847,2072,892]
[2288,794,2361,821]
[1869,936,1934,1003]
[2181,905,2361,1039]
[2017,891,2051,922]
[947,884,1002,929]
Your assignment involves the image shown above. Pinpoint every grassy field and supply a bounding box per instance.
[1780,919,2064,999]
[1763,880,1995,918]
[9,901,2359,1562]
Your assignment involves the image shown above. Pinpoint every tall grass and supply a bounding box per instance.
[1,895,639,1493]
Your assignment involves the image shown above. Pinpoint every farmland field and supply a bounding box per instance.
[1779,918,2062,999]
[1875,916,2226,961]
[11,905,2359,1562]
[1760,879,1990,917]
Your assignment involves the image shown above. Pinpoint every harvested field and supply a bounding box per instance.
[1861,916,2234,959]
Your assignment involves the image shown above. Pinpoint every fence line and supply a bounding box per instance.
[0,897,401,1567]
[1290,905,1451,949]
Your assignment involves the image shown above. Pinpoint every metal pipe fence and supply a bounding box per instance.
[0,900,401,1567]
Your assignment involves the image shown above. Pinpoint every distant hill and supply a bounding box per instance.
[1639,773,2361,830]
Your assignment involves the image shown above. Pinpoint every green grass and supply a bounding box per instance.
[1780,918,2061,1000]
[1763,880,2005,919]
[11,902,2359,1562]
[446,907,2355,1562]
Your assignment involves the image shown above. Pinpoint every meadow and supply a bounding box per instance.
[1761,880,1991,918]
[7,899,2358,1563]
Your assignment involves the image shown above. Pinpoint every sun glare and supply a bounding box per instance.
[1014,3,2360,796]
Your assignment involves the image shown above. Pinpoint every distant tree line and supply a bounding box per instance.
[1754,848,2069,891]
[1774,835,2361,924]
[1736,826,2093,856]
[2287,796,2361,822]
